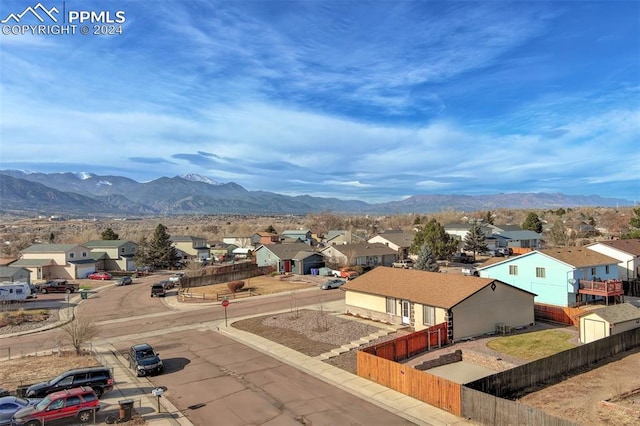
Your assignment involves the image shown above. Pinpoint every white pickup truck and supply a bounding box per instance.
[168,272,186,287]
[461,266,479,276]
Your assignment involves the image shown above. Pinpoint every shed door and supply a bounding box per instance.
[582,318,607,344]
[401,300,411,325]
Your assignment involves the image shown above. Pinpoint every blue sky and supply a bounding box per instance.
[1,1,638,203]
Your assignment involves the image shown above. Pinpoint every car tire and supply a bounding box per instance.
[77,410,92,423]
[25,421,40,426]
[94,387,103,398]
[65,288,72,294]
[40,288,47,294]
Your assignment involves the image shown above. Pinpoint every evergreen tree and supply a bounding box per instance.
[148,224,179,269]
[410,219,458,260]
[415,244,439,272]
[48,232,55,243]
[483,211,495,225]
[463,223,488,260]
[133,236,152,268]
[522,212,543,233]
[264,225,277,234]
[101,227,119,240]
[623,208,640,239]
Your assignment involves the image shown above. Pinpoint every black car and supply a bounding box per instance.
[24,366,114,398]
[128,343,163,376]
[150,282,167,297]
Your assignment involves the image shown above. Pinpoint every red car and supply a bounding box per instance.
[12,386,100,425]
[87,272,112,280]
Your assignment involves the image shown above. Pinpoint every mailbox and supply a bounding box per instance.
[152,388,164,397]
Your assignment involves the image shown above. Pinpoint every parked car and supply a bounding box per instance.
[128,343,163,377]
[321,279,345,290]
[0,396,35,426]
[392,259,414,269]
[150,282,167,297]
[168,272,185,286]
[115,276,133,286]
[87,272,112,280]
[12,387,100,425]
[449,253,474,264]
[24,366,114,399]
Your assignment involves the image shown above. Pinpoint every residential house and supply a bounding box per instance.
[321,243,397,268]
[325,230,365,246]
[12,244,96,281]
[587,239,640,281]
[0,266,31,284]
[251,232,279,247]
[342,267,535,341]
[579,303,640,343]
[367,230,415,259]
[444,223,499,252]
[222,236,253,249]
[84,240,138,271]
[487,225,542,250]
[170,236,211,261]
[254,243,324,274]
[209,242,237,262]
[280,230,314,245]
[478,248,621,307]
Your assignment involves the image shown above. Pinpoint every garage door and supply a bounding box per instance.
[76,266,94,279]
[582,318,607,344]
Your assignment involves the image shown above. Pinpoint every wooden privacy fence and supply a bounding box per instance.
[357,350,461,416]
[181,264,272,288]
[361,322,448,361]
[178,289,257,301]
[534,303,582,326]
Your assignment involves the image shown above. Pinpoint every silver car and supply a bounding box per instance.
[321,279,345,290]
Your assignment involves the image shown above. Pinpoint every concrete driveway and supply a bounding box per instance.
[110,329,416,426]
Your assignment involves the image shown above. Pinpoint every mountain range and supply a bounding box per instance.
[0,170,633,217]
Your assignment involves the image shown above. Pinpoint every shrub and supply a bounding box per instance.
[227,280,245,293]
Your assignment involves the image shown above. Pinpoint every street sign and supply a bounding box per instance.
[222,299,229,307]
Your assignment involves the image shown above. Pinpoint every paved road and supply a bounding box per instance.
[1,273,421,425]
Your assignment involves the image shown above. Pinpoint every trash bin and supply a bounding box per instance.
[118,399,134,422]
[80,291,88,300]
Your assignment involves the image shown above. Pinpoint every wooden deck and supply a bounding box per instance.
[578,279,624,297]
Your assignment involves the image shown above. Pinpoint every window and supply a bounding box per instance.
[66,396,81,407]
[120,248,125,254]
[509,265,518,275]
[82,252,88,258]
[591,267,596,276]
[535,267,546,278]
[69,252,75,259]
[605,265,610,274]
[423,306,436,326]
[385,297,396,315]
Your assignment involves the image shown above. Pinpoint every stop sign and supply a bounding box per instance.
[221,299,229,307]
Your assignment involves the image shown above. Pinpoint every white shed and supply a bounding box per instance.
[579,303,640,344]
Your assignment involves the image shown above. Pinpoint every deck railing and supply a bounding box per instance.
[578,279,623,296]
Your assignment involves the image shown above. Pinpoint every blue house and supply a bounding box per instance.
[478,248,621,307]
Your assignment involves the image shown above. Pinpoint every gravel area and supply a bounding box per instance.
[0,309,59,336]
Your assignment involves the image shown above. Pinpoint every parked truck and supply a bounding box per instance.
[332,267,359,280]
[36,279,80,294]
[461,266,479,276]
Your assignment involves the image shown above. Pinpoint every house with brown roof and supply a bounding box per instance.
[587,238,640,281]
[478,248,621,307]
[254,243,324,274]
[367,230,415,258]
[251,232,279,247]
[321,243,397,268]
[342,267,535,341]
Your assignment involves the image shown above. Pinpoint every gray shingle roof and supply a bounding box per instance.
[586,303,640,324]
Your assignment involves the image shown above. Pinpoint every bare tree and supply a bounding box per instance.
[60,317,99,355]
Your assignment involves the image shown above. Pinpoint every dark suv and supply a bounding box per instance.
[25,367,114,399]
[12,386,99,425]
[150,282,167,297]
[129,343,163,376]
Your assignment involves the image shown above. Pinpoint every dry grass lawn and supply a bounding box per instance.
[0,353,100,392]
[180,274,316,301]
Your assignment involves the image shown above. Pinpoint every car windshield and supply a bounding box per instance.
[35,394,52,411]
[137,349,155,359]
[15,397,29,405]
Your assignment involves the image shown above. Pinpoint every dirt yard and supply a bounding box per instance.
[0,352,100,392]
[178,274,325,301]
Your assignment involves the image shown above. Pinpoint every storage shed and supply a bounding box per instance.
[579,303,640,344]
